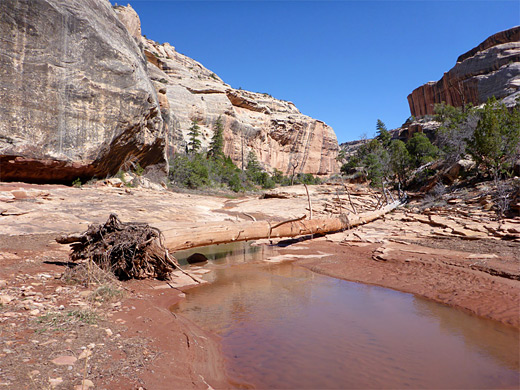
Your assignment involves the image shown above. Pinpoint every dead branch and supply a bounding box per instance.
[303,184,313,220]
[344,185,358,214]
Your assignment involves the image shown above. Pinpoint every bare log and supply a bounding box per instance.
[165,200,403,252]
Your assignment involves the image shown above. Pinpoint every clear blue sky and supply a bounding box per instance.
[118,0,519,143]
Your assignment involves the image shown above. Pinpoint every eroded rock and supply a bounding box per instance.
[408,26,520,117]
[0,0,167,183]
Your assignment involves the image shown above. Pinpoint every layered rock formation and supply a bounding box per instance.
[115,5,339,176]
[408,26,520,117]
[0,0,167,183]
[0,1,338,183]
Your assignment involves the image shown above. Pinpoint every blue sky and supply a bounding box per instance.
[119,0,519,143]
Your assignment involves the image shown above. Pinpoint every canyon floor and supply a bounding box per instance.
[0,181,518,389]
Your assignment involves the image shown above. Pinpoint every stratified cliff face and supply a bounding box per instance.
[408,26,520,118]
[0,0,166,183]
[115,6,339,176]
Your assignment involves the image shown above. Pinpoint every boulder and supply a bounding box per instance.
[0,0,167,183]
[443,158,475,183]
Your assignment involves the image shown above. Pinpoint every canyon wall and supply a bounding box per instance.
[0,0,167,183]
[408,26,520,118]
[114,5,339,176]
[0,1,338,183]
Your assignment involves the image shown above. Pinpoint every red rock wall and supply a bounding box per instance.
[408,26,520,117]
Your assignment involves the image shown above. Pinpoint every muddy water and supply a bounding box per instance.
[172,244,520,389]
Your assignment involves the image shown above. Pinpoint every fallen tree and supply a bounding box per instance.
[164,199,404,252]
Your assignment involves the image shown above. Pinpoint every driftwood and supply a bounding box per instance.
[57,214,179,281]
[164,199,404,252]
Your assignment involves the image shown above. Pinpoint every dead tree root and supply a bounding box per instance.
[57,214,179,281]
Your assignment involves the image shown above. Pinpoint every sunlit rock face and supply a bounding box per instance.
[408,26,520,118]
[115,5,339,176]
[0,0,167,183]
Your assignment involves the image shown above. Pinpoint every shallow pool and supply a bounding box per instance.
[172,244,520,389]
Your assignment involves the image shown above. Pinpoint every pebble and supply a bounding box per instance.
[48,377,63,388]
[105,328,113,336]
[78,349,92,360]
[74,379,94,389]
[29,309,40,316]
[51,355,77,366]
[0,295,14,305]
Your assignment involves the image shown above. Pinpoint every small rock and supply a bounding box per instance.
[78,290,92,298]
[49,377,63,388]
[51,356,77,366]
[0,295,14,305]
[105,328,113,336]
[0,280,7,288]
[29,370,40,377]
[106,178,123,187]
[29,309,40,316]
[78,349,92,360]
[74,379,94,389]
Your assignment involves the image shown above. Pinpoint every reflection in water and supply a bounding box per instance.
[172,243,520,389]
[413,299,519,370]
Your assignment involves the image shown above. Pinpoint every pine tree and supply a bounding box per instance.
[187,120,201,154]
[246,151,262,180]
[376,119,391,148]
[208,116,224,159]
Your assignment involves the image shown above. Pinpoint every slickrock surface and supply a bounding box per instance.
[115,5,339,176]
[408,26,520,117]
[0,0,167,183]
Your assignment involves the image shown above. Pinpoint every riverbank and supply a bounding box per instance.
[0,182,518,388]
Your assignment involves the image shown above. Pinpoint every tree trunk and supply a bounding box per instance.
[164,200,403,252]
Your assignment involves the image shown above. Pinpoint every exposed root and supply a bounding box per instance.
[58,214,179,281]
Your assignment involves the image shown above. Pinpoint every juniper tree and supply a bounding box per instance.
[467,97,520,178]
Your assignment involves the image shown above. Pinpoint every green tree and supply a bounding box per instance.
[246,151,274,189]
[389,139,411,187]
[360,139,390,187]
[406,132,439,167]
[246,151,262,176]
[376,119,391,148]
[208,116,224,159]
[434,103,477,163]
[187,120,202,153]
[467,98,520,178]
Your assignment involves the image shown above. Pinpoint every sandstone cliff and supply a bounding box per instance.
[0,1,338,184]
[115,5,339,176]
[0,0,167,183]
[408,26,520,118]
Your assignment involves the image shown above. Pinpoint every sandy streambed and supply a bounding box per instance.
[0,182,518,388]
